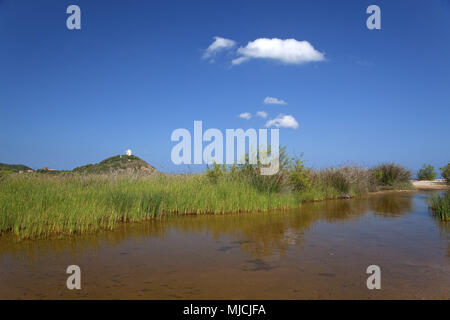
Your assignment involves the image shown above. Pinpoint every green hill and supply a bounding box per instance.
[73,155,157,175]
[0,163,33,173]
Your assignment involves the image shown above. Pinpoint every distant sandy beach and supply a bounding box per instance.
[412,179,449,190]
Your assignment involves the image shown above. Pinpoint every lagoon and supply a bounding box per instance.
[0,192,448,299]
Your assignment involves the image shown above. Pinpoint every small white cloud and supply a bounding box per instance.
[232,38,325,65]
[238,112,252,120]
[256,111,268,119]
[265,114,299,129]
[203,36,236,60]
[264,96,287,105]
[231,57,248,65]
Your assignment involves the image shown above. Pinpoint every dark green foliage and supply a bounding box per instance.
[417,164,437,181]
[440,163,450,184]
[0,163,32,172]
[73,155,156,175]
[287,158,311,192]
[206,163,225,184]
[35,169,69,175]
[371,163,412,188]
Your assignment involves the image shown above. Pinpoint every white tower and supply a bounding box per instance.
[126,149,132,156]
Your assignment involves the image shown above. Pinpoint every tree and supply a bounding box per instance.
[440,163,450,184]
[417,164,437,181]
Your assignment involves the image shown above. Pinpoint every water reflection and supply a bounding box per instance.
[1,192,449,300]
[1,192,432,262]
[370,193,413,217]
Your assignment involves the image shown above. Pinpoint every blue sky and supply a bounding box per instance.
[0,0,449,174]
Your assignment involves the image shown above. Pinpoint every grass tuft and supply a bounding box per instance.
[429,192,450,221]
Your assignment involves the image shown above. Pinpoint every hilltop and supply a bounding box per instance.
[1,155,157,176]
[72,155,157,175]
[0,163,33,173]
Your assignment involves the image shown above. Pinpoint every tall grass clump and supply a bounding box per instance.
[303,166,372,200]
[0,174,167,239]
[0,172,301,239]
[428,192,450,221]
[229,146,291,194]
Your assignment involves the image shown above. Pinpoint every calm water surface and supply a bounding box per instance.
[0,192,449,299]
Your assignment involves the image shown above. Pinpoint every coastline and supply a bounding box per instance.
[411,179,449,191]
[0,173,447,239]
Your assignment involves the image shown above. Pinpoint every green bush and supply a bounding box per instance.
[441,163,450,184]
[287,159,311,192]
[234,146,290,194]
[371,163,412,187]
[206,162,225,184]
[417,164,437,181]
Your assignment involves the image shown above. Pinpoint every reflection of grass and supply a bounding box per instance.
[0,192,415,261]
[429,193,450,221]
[370,194,413,217]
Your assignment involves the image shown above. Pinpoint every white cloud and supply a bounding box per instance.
[263,96,287,105]
[230,57,247,65]
[256,111,268,119]
[203,36,236,59]
[232,38,325,65]
[238,112,252,120]
[265,114,299,129]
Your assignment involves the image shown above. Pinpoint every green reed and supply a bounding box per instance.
[0,173,301,239]
[0,161,415,239]
[429,192,450,221]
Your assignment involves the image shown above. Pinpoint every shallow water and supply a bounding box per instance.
[0,192,449,299]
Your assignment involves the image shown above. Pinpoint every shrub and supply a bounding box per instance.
[417,164,437,181]
[235,146,290,194]
[327,170,350,194]
[371,163,412,187]
[311,168,350,196]
[441,163,450,185]
[370,168,383,188]
[287,158,311,192]
[206,162,225,184]
[339,166,373,194]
